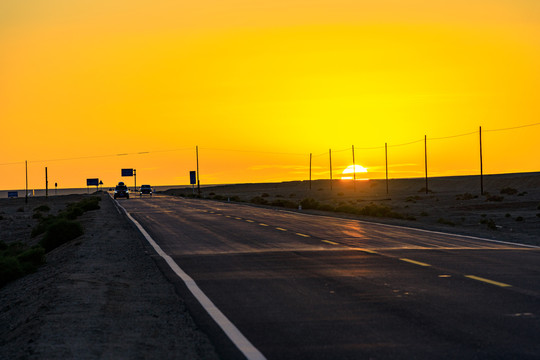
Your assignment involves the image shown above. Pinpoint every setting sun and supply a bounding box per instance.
[341,165,368,180]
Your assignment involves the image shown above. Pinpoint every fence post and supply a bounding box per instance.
[329,149,332,191]
[479,126,484,195]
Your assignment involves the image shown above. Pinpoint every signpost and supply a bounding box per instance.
[190,171,196,194]
[86,178,99,193]
[121,168,136,191]
[8,191,18,198]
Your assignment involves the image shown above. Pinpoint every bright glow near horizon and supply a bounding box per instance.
[1,0,539,189]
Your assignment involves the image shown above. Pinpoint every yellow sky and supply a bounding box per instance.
[1,0,539,189]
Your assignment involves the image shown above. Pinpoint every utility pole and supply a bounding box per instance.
[309,153,312,190]
[352,145,356,192]
[479,126,484,195]
[25,160,28,204]
[45,167,48,198]
[134,169,137,192]
[385,143,389,195]
[196,146,201,196]
[329,149,333,191]
[424,135,428,194]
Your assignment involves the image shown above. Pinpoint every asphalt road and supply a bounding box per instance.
[118,195,540,360]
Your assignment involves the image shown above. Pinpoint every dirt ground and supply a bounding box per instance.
[0,193,219,360]
[167,172,540,246]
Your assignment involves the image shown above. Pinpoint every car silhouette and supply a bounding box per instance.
[139,184,153,196]
[114,183,129,199]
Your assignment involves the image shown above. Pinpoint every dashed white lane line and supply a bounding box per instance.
[115,200,266,360]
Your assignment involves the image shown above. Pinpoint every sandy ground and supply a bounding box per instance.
[167,172,540,246]
[0,193,219,360]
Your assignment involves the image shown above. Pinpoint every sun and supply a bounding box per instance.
[341,165,368,180]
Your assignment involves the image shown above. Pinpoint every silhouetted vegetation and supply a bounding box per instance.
[250,196,268,205]
[456,193,477,201]
[437,218,456,226]
[33,205,50,212]
[0,241,46,288]
[500,187,518,195]
[486,195,504,202]
[480,218,497,230]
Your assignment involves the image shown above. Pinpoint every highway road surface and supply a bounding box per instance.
[117,195,540,360]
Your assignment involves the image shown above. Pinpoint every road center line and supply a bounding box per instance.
[399,258,431,267]
[115,199,266,360]
[275,227,287,231]
[259,223,269,227]
[246,220,255,223]
[295,233,310,237]
[465,275,512,288]
[322,240,339,245]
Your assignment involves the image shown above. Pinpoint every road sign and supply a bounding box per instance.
[87,178,99,186]
[7,191,18,198]
[122,168,134,177]
[190,171,196,185]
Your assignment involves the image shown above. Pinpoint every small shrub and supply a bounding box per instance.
[418,187,433,193]
[515,216,524,222]
[213,194,225,200]
[486,195,504,202]
[337,192,344,196]
[275,194,283,198]
[300,198,320,210]
[317,204,335,212]
[250,196,268,205]
[0,215,3,221]
[33,205,50,212]
[420,211,429,216]
[406,196,421,203]
[32,213,42,220]
[438,218,456,226]
[500,187,518,195]
[289,193,296,198]
[16,207,24,212]
[208,192,215,196]
[270,199,298,208]
[261,193,269,197]
[505,213,511,218]
[40,219,83,252]
[0,256,23,287]
[518,192,527,196]
[17,247,45,272]
[456,193,477,201]
[536,213,540,218]
[480,218,497,230]
[229,196,241,202]
[317,188,324,191]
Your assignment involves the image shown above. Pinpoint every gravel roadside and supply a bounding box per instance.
[0,194,219,360]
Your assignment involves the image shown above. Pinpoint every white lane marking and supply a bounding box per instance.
[114,199,266,360]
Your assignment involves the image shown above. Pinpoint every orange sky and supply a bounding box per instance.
[1,0,539,189]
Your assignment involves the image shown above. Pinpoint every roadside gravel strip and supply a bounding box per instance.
[115,198,266,360]
[0,194,219,360]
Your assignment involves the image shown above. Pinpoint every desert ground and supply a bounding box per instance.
[1,172,538,359]
[0,193,218,360]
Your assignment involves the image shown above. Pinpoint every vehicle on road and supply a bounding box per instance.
[114,183,129,199]
[139,184,153,197]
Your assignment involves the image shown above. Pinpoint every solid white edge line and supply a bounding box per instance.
[114,197,266,360]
